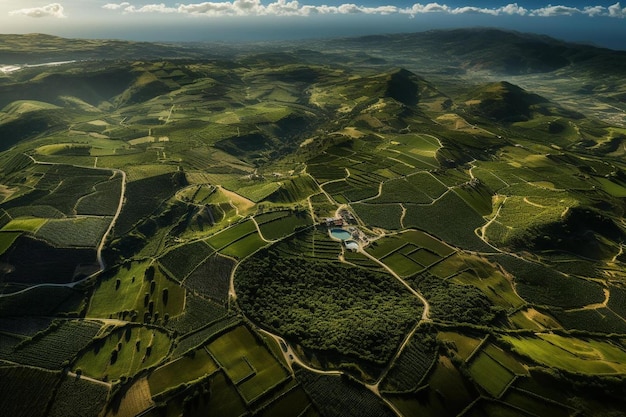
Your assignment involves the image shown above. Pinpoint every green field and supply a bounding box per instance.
[206,219,257,250]
[437,332,482,360]
[453,268,525,310]
[0,231,20,255]
[88,260,185,322]
[2,217,48,232]
[502,334,626,374]
[595,177,626,197]
[207,325,290,404]
[257,211,312,241]
[219,231,267,258]
[148,347,220,396]
[387,356,477,417]
[502,388,572,417]
[366,230,452,277]
[381,251,424,277]
[36,217,110,247]
[468,351,516,397]
[259,386,311,417]
[75,325,171,380]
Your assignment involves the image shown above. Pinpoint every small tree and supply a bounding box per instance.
[144,266,155,281]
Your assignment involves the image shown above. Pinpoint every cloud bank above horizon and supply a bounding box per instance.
[8,1,626,19]
[9,3,66,18]
[3,1,626,50]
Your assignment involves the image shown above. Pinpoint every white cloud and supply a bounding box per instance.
[608,2,626,17]
[583,6,605,16]
[102,2,130,10]
[125,3,178,13]
[99,2,626,18]
[530,5,581,17]
[9,3,66,18]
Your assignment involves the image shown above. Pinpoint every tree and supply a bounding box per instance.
[145,266,155,281]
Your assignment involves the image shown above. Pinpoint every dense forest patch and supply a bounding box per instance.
[235,249,423,366]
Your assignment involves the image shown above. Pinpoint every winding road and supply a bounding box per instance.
[0,156,126,298]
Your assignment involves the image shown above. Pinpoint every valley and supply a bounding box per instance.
[1,29,626,417]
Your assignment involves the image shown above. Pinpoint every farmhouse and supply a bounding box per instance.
[324,217,344,227]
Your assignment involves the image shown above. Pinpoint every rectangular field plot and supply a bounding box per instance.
[502,388,571,417]
[370,178,432,204]
[386,356,477,417]
[202,371,248,417]
[407,249,441,266]
[148,348,219,396]
[399,230,455,257]
[405,172,448,199]
[483,344,528,376]
[260,386,311,417]
[206,219,256,249]
[219,232,266,259]
[208,325,290,404]
[352,203,403,230]
[436,332,482,360]
[367,236,406,259]
[468,352,516,397]
[367,231,453,277]
[307,164,346,182]
[257,211,312,241]
[35,217,111,247]
[463,398,532,417]
[381,252,424,277]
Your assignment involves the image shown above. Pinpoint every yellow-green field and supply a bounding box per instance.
[88,260,185,321]
[503,334,626,374]
[75,326,171,380]
[207,325,290,404]
[148,348,220,396]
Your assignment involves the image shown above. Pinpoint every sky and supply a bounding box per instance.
[0,1,625,49]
